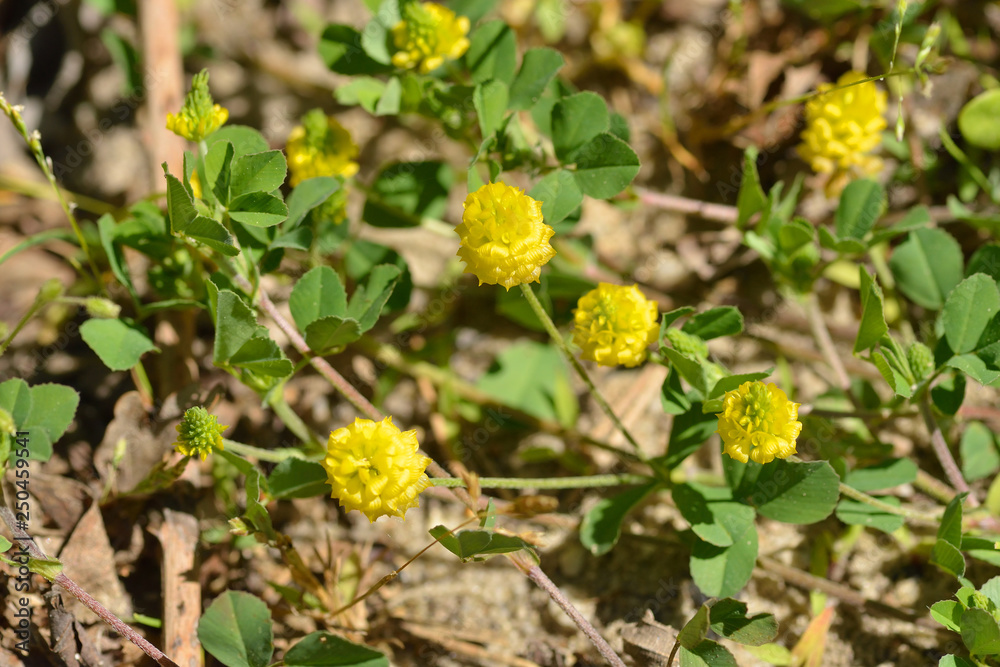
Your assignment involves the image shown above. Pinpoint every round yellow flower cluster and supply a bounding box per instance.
[455,182,556,290]
[391,2,470,74]
[173,406,228,461]
[166,70,229,143]
[322,417,431,522]
[571,283,659,368]
[716,381,801,464]
[798,71,887,184]
[285,109,360,186]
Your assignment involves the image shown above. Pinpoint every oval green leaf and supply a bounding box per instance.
[889,228,963,310]
[690,524,758,598]
[284,631,388,667]
[572,133,640,199]
[748,460,840,525]
[198,591,274,667]
[579,482,658,555]
[80,319,160,371]
[941,274,1000,355]
[958,89,1000,150]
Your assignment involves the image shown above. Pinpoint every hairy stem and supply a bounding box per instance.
[524,564,628,667]
[919,395,978,507]
[431,474,652,490]
[0,506,178,667]
[805,292,858,407]
[223,439,308,463]
[635,189,737,224]
[836,480,941,525]
[789,455,941,524]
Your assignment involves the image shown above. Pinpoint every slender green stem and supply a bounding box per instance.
[0,300,46,356]
[888,0,906,140]
[131,362,154,404]
[789,455,940,524]
[836,480,941,525]
[268,392,322,449]
[803,407,916,421]
[0,171,119,217]
[430,473,653,490]
[0,93,103,288]
[914,469,959,505]
[356,336,643,463]
[519,283,643,453]
[223,439,308,463]
[714,69,915,136]
[939,128,998,204]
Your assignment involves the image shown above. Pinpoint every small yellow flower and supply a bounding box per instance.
[166,70,229,143]
[798,71,887,184]
[285,109,359,186]
[189,169,203,200]
[173,406,228,461]
[456,182,556,290]
[391,2,470,74]
[716,381,801,465]
[323,417,431,522]
[572,283,659,368]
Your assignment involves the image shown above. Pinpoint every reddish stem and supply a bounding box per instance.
[0,506,178,667]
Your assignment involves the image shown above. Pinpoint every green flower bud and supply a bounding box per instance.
[703,362,727,390]
[907,342,934,381]
[665,328,709,359]
[0,407,15,436]
[36,279,64,304]
[916,23,940,69]
[85,297,122,319]
[172,406,228,461]
[971,591,997,616]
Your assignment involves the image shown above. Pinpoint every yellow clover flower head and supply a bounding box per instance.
[391,2,470,74]
[456,182,556,290]
[572,283,659,368]
[173,406,228,461]
[323,417,431,522]
[716,381,801,465]
[166,70,229,143]
[798,71,887,183]
[285,109,360,186]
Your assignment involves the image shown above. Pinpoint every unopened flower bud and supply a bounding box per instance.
[172,406,228,461]
[665,328,709,359]
[37,279,64,304]
[85,297,121,319]
[907,342,934,382]
[0,408,15,436]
